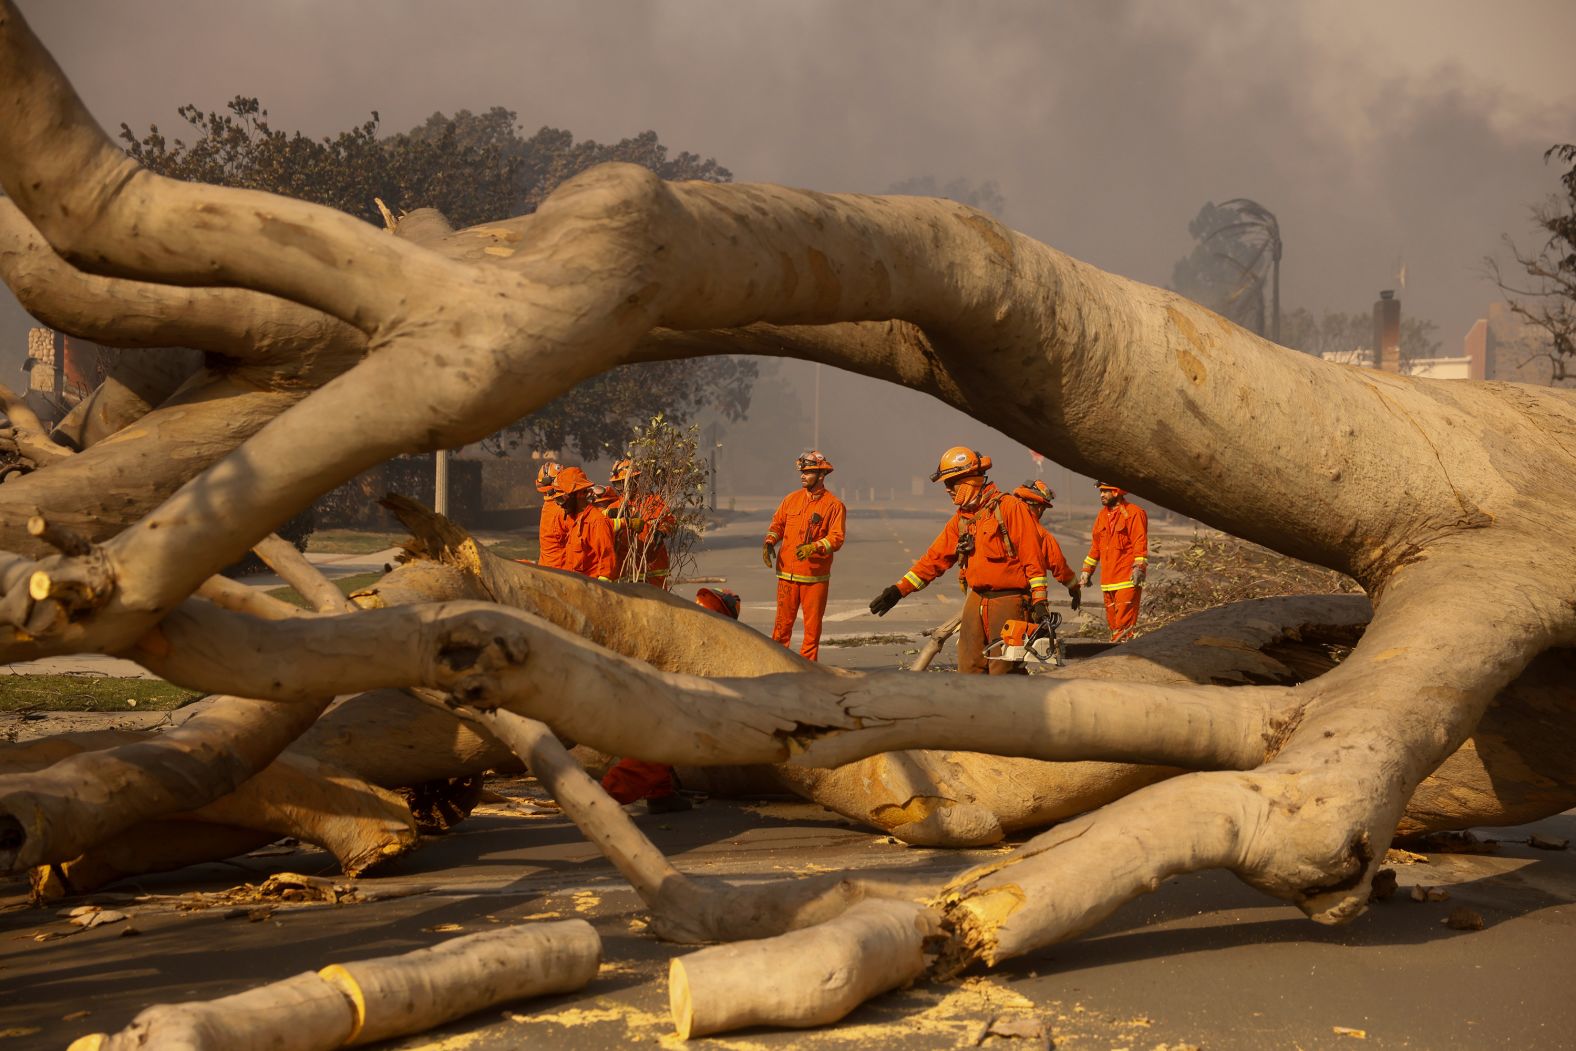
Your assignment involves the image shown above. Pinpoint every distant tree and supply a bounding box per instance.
[1489,143,1576,383]
[119,98,755,452]
[1171,199,1281,341]
[886,175,1006,218]
[1280,307,1440,372]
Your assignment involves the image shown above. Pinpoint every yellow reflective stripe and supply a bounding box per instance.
[595,576,612,582]
[778,571,831,584]
[1082,557,1098,567]
[647,569,669,578]
[903,571,925,590]
[817,538,832,552]
[1133,555,1149,563]
[764,533,779,544]
[1100,580,1137,592]
[1027,576,1048,589]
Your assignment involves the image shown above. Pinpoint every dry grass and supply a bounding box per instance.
[1138,530,1361,636]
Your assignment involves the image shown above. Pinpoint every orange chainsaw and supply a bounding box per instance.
[986,612,1064,667]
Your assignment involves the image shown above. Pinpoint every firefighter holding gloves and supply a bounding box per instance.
[762,450,846,661]
[869,447,1050,675]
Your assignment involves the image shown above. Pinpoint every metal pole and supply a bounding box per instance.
[812,363,821,449]
[434,449,449,516]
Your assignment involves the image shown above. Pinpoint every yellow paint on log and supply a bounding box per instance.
[317,963,367,1042]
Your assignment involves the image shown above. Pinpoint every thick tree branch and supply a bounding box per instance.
[135,598,1293,773]
[0,692,331,872]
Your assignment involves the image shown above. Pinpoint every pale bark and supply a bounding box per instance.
[0,1,1572,1040]
[481,707,923,944]
[75,921,601,1051]
[908,607,963,671]
[669,900,937,1039]
[0,692,330,871]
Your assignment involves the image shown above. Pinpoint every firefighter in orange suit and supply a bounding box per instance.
[1078,481,1149,642]
[869,447,1050,675]
[535,461,568,569]
[552,466,617,580]
[607,458,676,588]
[601,585,741,814]
[1011,480,1083,611]
[763,451,846,661]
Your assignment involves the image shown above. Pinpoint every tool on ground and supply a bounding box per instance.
[986,613,1065,667]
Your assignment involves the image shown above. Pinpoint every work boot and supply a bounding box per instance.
[643,793,693,814]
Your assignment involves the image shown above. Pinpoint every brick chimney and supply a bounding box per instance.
[1374,290,1401,372]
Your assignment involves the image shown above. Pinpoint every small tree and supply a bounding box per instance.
[616,415,709,586]
[1490,143,1576,383]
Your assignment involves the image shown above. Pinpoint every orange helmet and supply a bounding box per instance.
[610,458,639,484]
[795,450,834,473]
[931,446,991,484]
[590,483,618,508]
[553,465,595,497]
[1096,481,1127,497]
[1013,479,1055,507]
[696,587,741,619]
[535,461,563,494]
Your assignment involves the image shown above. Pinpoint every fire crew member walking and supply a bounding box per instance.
[607,458,676,588]
[1011,479,1082,611]
[535,461,568,569]
[552,466,617,581]
[763,451,846,661]
[869,447,1050,675]
[1079,481,1149,642]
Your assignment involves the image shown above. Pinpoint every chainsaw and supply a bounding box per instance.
[985,612,1065,667]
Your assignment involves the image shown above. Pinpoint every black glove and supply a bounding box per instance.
[1068,583,1082,611]
[869,585,903,617]
[1030,599,1051,624]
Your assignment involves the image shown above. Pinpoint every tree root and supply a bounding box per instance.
[71,919,601,1050]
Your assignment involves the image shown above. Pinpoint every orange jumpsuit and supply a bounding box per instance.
[1034,523,1077,588]
[895,485,1048,674]
[561,505,617,580]
[538,499,569,570]
[610,493,676,588]
[1083,499,1149,641]
[765,486,846,661]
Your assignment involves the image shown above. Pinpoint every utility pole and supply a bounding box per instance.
[706,421,721,511]
[812,363,821,449]
[434,449,449,516]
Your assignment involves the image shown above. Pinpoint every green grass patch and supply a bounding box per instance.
[266,571,387,609]
[0,674,201,712]
[305,530,407,554]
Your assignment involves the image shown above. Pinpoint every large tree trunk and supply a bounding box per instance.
[0,0,1572,1040]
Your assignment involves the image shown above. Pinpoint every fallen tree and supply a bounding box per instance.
[0,0,1574,1040]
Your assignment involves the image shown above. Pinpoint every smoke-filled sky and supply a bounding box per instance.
[5,0,1574,496]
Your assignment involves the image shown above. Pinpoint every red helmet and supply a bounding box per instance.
[553,465,595,497]
[610,458,639,484]
[695,587,741,619]
[1013,479,1055,507]
[931,446,991,484]
[535,461,563,494]
[1096,481,1127,497]
[795,450,834,474]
